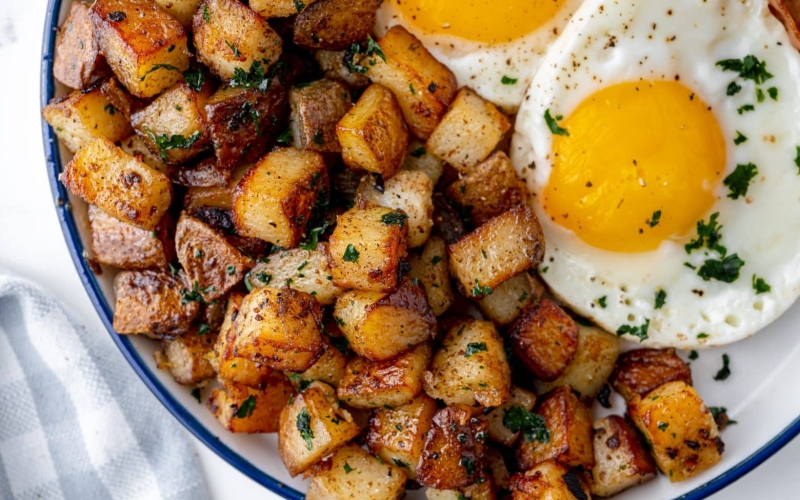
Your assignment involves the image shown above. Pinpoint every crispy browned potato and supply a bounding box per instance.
[327,205,408,293]
[366,26,458,139]
[403,140,445,184]
[426,471,497,500]
[61,138,172,231]
[477,273,543,327]
[155,327,217,385]
[250,0,317,18]
[43,86,134,154]
[516,386,594,471]
[337,83,409,178]
[417,405,488,490]
[112,270,200,336]
[209,373,294,433]
[770,0,800,50]
[173,156,232,188]
[233,147,328,247]
[175,212,254,301]
[278,382,361,476]
[293,0,378,50]
[189,206,271,258]
[88,204,174,270]
[306,444,407,500]
[247,243,342,305]
[53,2,110,89]
[628,381,723,482]
[100,77,142,121]
[448,205,545,298]
[91,0,190,98]
[432,192,466,245]
[152,0,203,29]
[118,134,171,176]
[486,386,537,448]
[214,293,274,388]
[290,79,351,153]
[510,460,591,500]
[610,348,693,402]
[407,235,455,315]
[314,50,371,88]
[233,287,325,371]
[509,299,579,382]
[591,415,656,497]
[183,163,252,211]
[333,278,435,361]
[286,335,349,389]
[337,343,431,409]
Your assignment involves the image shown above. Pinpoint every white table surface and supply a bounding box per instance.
[1,1,799,498]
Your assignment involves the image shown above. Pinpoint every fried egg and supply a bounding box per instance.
[511,0,800,348]
[375,0,583,112]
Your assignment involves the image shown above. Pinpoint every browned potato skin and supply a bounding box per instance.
[770,0,800,50]
[215,293,275,388]
[306,444,407,500]
[152,0,203,29]
[610,348,693,402]
[510,460,592,500]
[477,273,542,327]
[591,415,656,497]
[417,405,488,490]
[408,235,455,316]
[509,299,579,382]
[183,163,252,211]
[173,156,232,188]
[156,328,217,385]
[314,50,371,89]
[189,206,271,258]
[290,79,351,153]
[486,386,537,448]
[118,134,171,176]
[250,0,318,18]
[53,2,110,89]
[100,77,143,121]
[516,386,594,472]
[175,212,254,302]
[448,205,545,297]
[287,335,349,389]
[112,270,200,336]
[293,0,379,50]
[209,373,294,433]
[88,204,173,270]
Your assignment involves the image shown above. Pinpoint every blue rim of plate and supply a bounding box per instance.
[39,0,800,498]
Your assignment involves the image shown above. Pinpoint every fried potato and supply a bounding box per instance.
[769,0,800,51]
[118,134,170,176]
[510,460,591,500]
[509,299,579,382]
[286,335,349,390]
[485,386,537,448]
[477,272,543,327]
[209,373,294,433]
[152,0,203,29]
[173,156,232,188]
[610,348,693,402]
[53,1,110,89]
[215,293,274,388]
[407,235,455,316]
[247,243,342,305]
[314,49,371,89]
[112,270,200,336]
[291,79,352,153]
[306,444,407,500]
[155,328,217,385]
[88,204,174,270]
[293,0,379,50]
[402,140,445,184]
[590,415,656,497]
[250,0,317,18]
[183,162,252,211]
[100,77,142,122]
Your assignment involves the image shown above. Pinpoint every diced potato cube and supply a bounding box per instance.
[628,381,723,482]
[590,415,656,497]
[417,405,488,490]
[61,138,172,230]
[448,205,545,298]
[250,0,317,18]
[477,273,543,327]
[189,206,271,258]
[432,192,467,245]
[423,319,511,407]
[286,335,349,389]
[43,86,133,154]
[214,293,274,388]
[408,236,455,316]
[314,50,371,89]
[337,343,431,409]
[485,445,511,490]
[192,0,282,81]
[366,393,437,480]
[403,140,445,184]
[118,134,170,175]
[516,386,594,471]
[100,77,141,122]
[333,278,435,361]
[53,2,110,89]
[509,299,579,382]
[293,0,378,50]
[306,444,407,500]
[486,386,537,448]
[232,147,328,247]
[290,79,351,153]
[233,287,325,371]
[155,328,217,384]
[247,244,342,305]
[209,373,294,433]
[610,348,693,403]
[88,204,174,270]
[426,472,496,500]
[112,270,200,335]
[173,156,231,188]
[183,162,251,211]
[337,83,409,178]
[153,0,203,29]
[366,26,458,139]
[278,382,361,476]
[327,205,408,292]
[510,460,591,500]
[91,0,190,98]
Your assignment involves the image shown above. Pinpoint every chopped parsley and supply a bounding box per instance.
[756,87,765,103]
[723,163,758,200]
[726,81,742,96]
[191,387,202,403]
[697,333,709,339]
[143,127,201,160]
[139,64,180,82]
[180,281,213,304]
[795,146,800,174]
[235,395,256,419]
[381,211,408,228]
[689,350,699,360]
[768,87,778,100]
[459,456,476,475]
[276,127,292,146]
[293,0,306,12]
[737,104,755,115]
[597,296,608,308]
[649,210,662,228]
[183,68,205,93]
[470,279,493,298]
[392,458,409,469]
[431,255,443,265]
[464,342,488,357]
[685,213,726,256]
[733,131,748,145]
[198,323,210,335]
[714,353,731,381]
[410,146,427,157]
[103,104,117,116]
[330,336,349,354]
[297,407,314,450]
[654,289,667,309]
[311,128,325,145]
[616,318,650,342]
[343,462,355,473]
[544,109,569,136]
[502,406,550,443]
[344,35,386,74]
[501,75,518,85]
[752,274,771,294]
[227,265,236,276]
[202,5,210,23]
[225,40,241,58]
[230,60,271,92]
[657,421,669,432]
[697,254,745,283]
[300,222,331,251]
[342,244,359,263]
[716,55,773,84]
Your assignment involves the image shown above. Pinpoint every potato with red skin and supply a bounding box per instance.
[214,293,274,388]
[509,299,579,382]
[292,0,379,50]
[88,205,174,270]
[156,327,217,385]
[112,270,200,337]
[53,2,110,89]
[610,348,693,402]
[290,79,352,153]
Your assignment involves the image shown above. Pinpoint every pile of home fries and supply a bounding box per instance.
[44,0,729,498]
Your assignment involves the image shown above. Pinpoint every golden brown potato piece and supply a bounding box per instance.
[233,147,328,247]
[293,0,378,50]
[426,472,497,500]
[510,460,591,500]
[214,293,274,388]
[590,415,656,497]
[250,0,317,18]
[53,2,110,89]
[88,204,173,270]
[365,393,437,480]
[112,270,200,335]
[290,79,351,153]
[486,386,537,448]
[770,0,800,50]
[333,278,435,361]
[278,382,361,476]
[61,138,172,231]
[509,299,579,382]
[91,0,190,98]
[152,0,203,29]
[337,343,431,409]
[233,287,325,371]
[100,77,143,122]
[366,26,458,139]
[337,83,409,178]
[407,235,455,316]
[286,335,349,390]
[209,373,294,433]
[192,0,282,81]
[306,444,407,500]
[403,140,445,184]
[118,134,171,176]
[327,205,408,293]
[448,205,545,298]
[155,328,217,385]
[183,163,252,211]
[314,50,371,89]
[424,319,511,407]
[628,381,723,482]
[478,273,543,327]
[516,386,594,471]
[175,212,254,302]
[43,86,133,154]
[417,405,488,490]
[610,348,693,403]
[247,243,342,305]
[173,156,232,188]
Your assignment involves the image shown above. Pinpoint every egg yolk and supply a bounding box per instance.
[388,0,566,44]
[545,81,725,253]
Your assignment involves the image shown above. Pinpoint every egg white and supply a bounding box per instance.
[511,0,800,348]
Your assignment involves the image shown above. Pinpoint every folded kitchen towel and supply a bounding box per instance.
[0,273,209,500]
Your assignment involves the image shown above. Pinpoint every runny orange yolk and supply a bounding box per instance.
[545,81,726,253]
[389,0,567,44]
